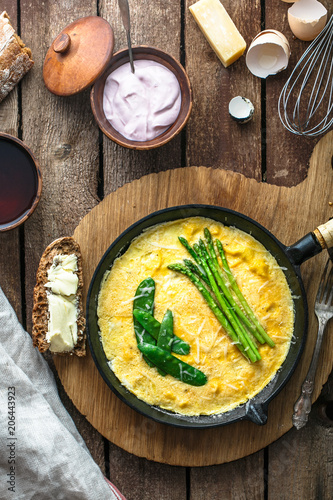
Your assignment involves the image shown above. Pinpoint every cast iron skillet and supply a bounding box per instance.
[86,205,327,429]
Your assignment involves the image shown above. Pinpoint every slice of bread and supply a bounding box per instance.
[0,11,34,103]
[32,237,86,356]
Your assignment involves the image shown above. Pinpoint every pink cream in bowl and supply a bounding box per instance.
[102,59,182,142]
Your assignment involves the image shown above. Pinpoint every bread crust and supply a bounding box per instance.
[0,11,34,103]
[32,237,86,356]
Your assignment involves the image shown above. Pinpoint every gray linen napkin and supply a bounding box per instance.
[0,286,125,500]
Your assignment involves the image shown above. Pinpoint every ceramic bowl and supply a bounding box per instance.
[0,133,42,232]
[90,46,192,150]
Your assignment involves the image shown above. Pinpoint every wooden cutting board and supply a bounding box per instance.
[54,132,333,466]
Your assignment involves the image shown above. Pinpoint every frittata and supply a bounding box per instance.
[97,217,294,416]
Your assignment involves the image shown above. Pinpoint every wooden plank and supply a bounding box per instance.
[19,0,105,469]
[265,0,331,186]
[0,1,21,320]
[185,0,262,179]
[99,1,187,492]
[267,256,333,500]
[265,1,332,496]
[268,406,333,499]
[99,0,183,195]
[108,442,186,500]
[19,0,100,330]
[185,0,264,491]
[190,451,264,500]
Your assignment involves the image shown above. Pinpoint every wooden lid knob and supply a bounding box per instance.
[53,33,71,54]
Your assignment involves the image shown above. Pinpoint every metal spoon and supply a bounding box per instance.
[118,0,135,74]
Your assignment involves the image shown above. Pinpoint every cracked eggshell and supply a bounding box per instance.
[252,30,291,58]
[288,0,327,41]
[246,31,291,79]
[228,96,254,124]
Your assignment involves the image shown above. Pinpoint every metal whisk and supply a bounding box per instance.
[278,15,333,137]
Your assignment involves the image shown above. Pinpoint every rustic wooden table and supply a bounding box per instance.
[1,0,332,498]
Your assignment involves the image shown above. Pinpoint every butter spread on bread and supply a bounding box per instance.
[45,254,79,353]
[32,237,86,356]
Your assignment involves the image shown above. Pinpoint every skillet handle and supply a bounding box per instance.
[285,219,333,267]
[245,402,268,426]
[313,219,333,252]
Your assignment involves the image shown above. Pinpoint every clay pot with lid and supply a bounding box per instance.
[43,16,192,149]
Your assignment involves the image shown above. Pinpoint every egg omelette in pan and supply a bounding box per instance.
[97,217,294,416]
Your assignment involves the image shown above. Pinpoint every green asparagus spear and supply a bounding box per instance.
[133,309,190,355]
[215,239,275,348]
[195,241,260,362]
[138,343,207,386]
[204,228,221,269]
[184,259,211,287]
[202,232,266,345]
[168,263,251,362]
[178,236,207,276]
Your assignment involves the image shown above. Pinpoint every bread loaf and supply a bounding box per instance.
[0,11,34,103]
[32,237,86,356]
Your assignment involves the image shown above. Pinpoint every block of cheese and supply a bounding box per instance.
[189,0,246,68]
[0,11,34,103]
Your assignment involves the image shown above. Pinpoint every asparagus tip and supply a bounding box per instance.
[204,227,212,239]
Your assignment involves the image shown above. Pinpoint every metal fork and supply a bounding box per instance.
[292,258,333,430]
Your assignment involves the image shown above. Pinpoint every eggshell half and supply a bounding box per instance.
[288,0,327,41]
[246,31,290,78]
[228,96,254,123]
[252,30,291,58]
